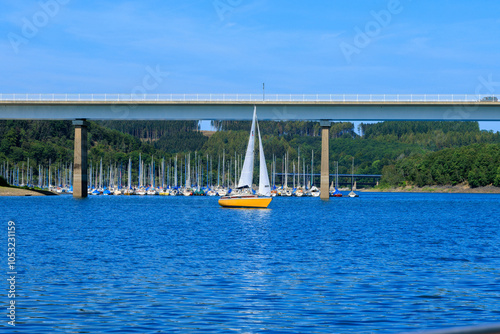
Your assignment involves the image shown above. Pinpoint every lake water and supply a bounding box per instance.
[2,193,500,333]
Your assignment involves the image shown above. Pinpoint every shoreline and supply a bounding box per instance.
[0,186,58,197]
[2,185,499,196]
[360,184,500,194]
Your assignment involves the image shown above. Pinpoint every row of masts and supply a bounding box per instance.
[0,158,72,189]
[1,149,352,191]
[87,151,317,191]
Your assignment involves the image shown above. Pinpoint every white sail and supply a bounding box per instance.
[257,122,271,197]
[237,106,257,188]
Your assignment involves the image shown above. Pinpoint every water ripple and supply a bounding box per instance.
[1,193,500,333]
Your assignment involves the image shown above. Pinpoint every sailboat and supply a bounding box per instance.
[124,158,135,195]
[330,161,342,197]
[218,106,272,208]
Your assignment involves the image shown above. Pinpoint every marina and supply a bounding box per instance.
[0,165,366,198]
[0,146,373,198]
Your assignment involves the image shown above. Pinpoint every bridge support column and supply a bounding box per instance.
[73,120,89,198]
[320,121,331,200]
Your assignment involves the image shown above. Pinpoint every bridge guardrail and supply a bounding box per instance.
[0,94,497,103]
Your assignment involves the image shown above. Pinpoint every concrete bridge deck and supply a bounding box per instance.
[1,93,499,121]
[0,99,499,121]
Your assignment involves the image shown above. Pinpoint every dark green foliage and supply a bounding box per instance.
[214,120,355,138]
[379,165,404,187]
[0,176,8,187]
[98,120,199,140]
[154,131,207,153]
[98,120,207,153]
[361,121,500,151]
[0,120,169,167]
[383,143,500,188]
[362,121,479,138]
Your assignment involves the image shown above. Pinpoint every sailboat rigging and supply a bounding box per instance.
[348,157,359,198]
[218,106,272,208]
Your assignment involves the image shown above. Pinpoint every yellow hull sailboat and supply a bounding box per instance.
[218,196,272,208]
[218,106,272,209]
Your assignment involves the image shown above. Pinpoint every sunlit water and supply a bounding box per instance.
[1,193,500,333]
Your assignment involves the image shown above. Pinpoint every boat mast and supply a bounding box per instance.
[128,158,131,189]
[311,150,314,187]
[283,153,286,189]
[167,158,170,188]
[99,158,102,189]
[179,156,182,188]
[351,157,354,191]
[186,153,191,189]
[303,158,306,190]
[161,158,165,189]
[138,154,142,188]
[174,155,178,188]
[336,161,339,190]
[297,147,300,188]
[257,120,271,197]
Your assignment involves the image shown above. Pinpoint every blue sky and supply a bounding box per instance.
[1,0,499,130]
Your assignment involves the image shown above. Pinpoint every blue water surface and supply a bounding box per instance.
[1,193,500,333]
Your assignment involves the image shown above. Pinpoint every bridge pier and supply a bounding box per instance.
[72,120,89,198]
[320,121,331,200]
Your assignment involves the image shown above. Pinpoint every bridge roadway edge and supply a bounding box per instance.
[0,101,499,121]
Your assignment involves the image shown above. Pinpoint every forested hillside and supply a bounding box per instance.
[381,143,500,188]
[213,120,356,138]
[361,121,500,150]
[98,120,208,153]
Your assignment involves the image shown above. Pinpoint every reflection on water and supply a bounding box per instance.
[2,193,500,333]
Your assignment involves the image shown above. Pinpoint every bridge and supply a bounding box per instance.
[1,94,499,121]
[1,94,499,199]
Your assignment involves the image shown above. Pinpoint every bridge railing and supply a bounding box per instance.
[0,93,496,102]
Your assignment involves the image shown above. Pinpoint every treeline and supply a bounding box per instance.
[1,120,75,165]
[360,121,500,150]
[98,120,208,153]
[98,120,200,140]
[213,121,356,138]
[361,121,480,138]
[381,143,500,188]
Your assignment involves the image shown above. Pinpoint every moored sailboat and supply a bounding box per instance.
[330,161,342,197]
[218,107,272,208]
[348,157,359,198]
